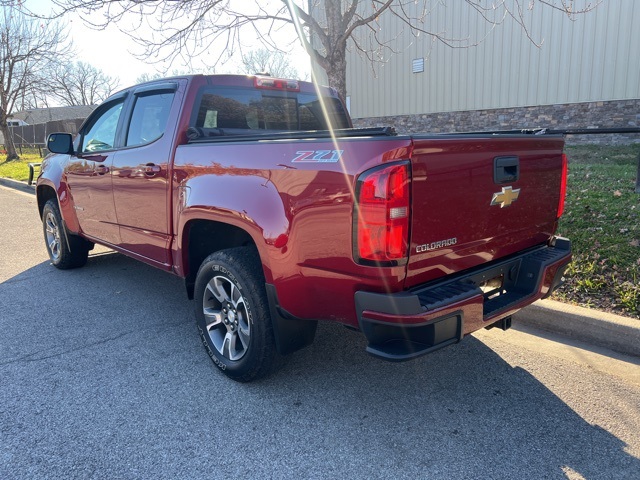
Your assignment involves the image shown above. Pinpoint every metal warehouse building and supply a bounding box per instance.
[321,0,640,143]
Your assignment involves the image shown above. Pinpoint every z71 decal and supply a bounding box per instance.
[292,150,344,163]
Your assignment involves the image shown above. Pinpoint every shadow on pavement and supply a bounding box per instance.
[1,251,637,479]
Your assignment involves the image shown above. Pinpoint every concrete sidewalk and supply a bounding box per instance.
[2,176,638,358]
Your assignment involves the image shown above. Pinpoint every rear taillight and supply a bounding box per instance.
[355,162,410,264]
[557,153,568,218]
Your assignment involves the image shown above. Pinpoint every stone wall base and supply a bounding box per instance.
[351,99,640,145]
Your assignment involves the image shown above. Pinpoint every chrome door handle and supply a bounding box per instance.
[144,164,161,176]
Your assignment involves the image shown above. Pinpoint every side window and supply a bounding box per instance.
[126,92,175,147]
[82,101,124,153]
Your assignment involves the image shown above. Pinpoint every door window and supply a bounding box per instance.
[126,92,175,147]
[82,101,124,153]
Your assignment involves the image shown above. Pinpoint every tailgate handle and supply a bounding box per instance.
[494,156,519,184]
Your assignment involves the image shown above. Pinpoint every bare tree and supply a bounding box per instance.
[0,7,69,160]
[45,1,599,100]
[46,61,119,106]
[242,48,299,78]
[135,72,164,84]
[135,68,205,85]
[16,84,50,111]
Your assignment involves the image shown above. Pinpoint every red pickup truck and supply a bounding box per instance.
[37,74,571,381]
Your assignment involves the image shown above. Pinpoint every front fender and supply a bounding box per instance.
[36,154,81,234]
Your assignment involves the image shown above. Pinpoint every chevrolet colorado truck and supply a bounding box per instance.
[37,74,571,381]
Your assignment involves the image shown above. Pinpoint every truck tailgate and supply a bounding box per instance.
[405,135,566,288]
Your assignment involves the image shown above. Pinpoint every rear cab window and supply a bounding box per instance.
[191,86,350,133]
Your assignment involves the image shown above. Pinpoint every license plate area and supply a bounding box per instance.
[479,274,505,301]
[464,259,523,319]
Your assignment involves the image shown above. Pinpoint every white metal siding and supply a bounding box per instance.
[345,0,640,118]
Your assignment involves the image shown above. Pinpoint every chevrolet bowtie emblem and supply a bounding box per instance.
[491,186,520,208]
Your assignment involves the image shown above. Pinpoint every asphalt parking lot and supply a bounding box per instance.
[1,185,639,479]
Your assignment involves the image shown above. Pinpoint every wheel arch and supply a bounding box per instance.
[36,177,82,235]
[175,174,290,299]
[180,218,263,300]
[36,183,57,219]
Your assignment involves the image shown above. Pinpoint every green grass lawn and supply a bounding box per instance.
[554,144,640,318]
[0,151,43,182]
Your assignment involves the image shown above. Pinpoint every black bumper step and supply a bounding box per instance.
[411,238,571,320]
[355,239,571,361]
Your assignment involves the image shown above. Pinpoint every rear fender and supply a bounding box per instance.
[175,174,290,284]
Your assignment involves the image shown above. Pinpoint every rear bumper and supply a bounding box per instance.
[355,237,571,361]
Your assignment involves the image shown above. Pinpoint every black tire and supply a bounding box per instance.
[194,247,277,382]
[42,199,90,269]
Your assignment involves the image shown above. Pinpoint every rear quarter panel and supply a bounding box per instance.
[173,137,412,325]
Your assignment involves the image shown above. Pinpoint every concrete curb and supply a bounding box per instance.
[514,299,639,358]
[0,177,35,195]
[1,175,638,357]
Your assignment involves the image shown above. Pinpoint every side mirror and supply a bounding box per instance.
[47,133,74,155]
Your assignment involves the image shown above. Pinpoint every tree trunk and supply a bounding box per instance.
[0,119,19,162]
[324,49,347,103]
